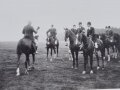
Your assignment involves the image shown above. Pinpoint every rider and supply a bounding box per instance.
[22,21,40,52]
[77,22,85,34]
[46,24,57,44]
[106,26,113,38]
[87,22,95,42]
[71,25,77,35]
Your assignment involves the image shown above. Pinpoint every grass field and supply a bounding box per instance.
[0,42,120,90]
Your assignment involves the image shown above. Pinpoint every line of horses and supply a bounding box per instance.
[16,29,120,76]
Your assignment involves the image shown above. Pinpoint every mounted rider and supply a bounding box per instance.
[22,21,40,52]
[77,22,85,50]
[87,22,95,42]
[71,25,80,45]
[46,25,57,44]
[71,25,77,35]
[105,26,114,42]
[77,22,85,34]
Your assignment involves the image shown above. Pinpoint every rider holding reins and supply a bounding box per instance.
[46,25,57,44]
[22,21,40,52]
[87,22,95,42]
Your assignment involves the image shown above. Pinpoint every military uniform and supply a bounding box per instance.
[87,27,95,42]
[22,24,38,52]
[46,28,57,39]
[22,25,37,41]
[71,28,77,35]
[77,26,85,34]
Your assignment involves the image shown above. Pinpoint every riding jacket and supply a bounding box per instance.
[77,26,85,34]
[87,27,95,42]
[106,30,113,38]
[46,28,57,39]
[22,25,37,41]
[87,27,95,37]
[71,28,77,35]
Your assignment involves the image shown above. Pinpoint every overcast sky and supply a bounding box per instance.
[0,0,120,41]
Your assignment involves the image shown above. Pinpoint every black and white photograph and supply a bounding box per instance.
[0,0,120,90]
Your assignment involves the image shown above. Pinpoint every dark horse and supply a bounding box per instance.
[64,28,82,69]
[100,33,117,61]
[94,34,106,70]
[46,36,59,61]
[16,37,36,76]
[79,33,95,74]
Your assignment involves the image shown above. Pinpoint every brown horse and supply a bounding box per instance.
[16,37,36,76]
[46,36,59,61]
[64,28,81,69]
[79,32,95,74]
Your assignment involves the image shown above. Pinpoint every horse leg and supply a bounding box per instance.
[95,49,100,70]
[101,53,105,70]
[47,47,49,60]
[113,45,118,59]
[107,47,110,61]
[82,52,88,74]
[25,54,29,74]
[71,50,75,69]
[50,48,53,61]
[68,48,73,61]
[32,53,35,69]
[90,52,94,74]
[56,45,59,57]
[75,50,79,69]
[16,54,21,76]
[53,46,57,58]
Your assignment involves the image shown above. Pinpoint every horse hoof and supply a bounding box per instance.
[82,71,86,74]
[16,68,20,76]
[97,66,100,70]
[16,73,20,76]
[90,70,94,74]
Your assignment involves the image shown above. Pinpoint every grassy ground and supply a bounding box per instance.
[0,42,120,90]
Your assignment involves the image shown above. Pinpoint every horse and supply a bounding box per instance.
[64,28,81,69]
[100,33,117,61]
[79,32,95,74]
[113,33,120,58]
[46,36,59,61]
[16,37,36,76]
[94,34,106,70]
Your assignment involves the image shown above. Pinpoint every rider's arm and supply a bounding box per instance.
[33,26,39,34]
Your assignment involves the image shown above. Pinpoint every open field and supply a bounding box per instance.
[0,42,120,90]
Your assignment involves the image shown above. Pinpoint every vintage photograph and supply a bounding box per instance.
[0,0,120,90]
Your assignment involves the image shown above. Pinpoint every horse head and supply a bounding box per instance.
[64,28,70,42]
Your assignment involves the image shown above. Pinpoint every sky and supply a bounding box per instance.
[0,0,120,41]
